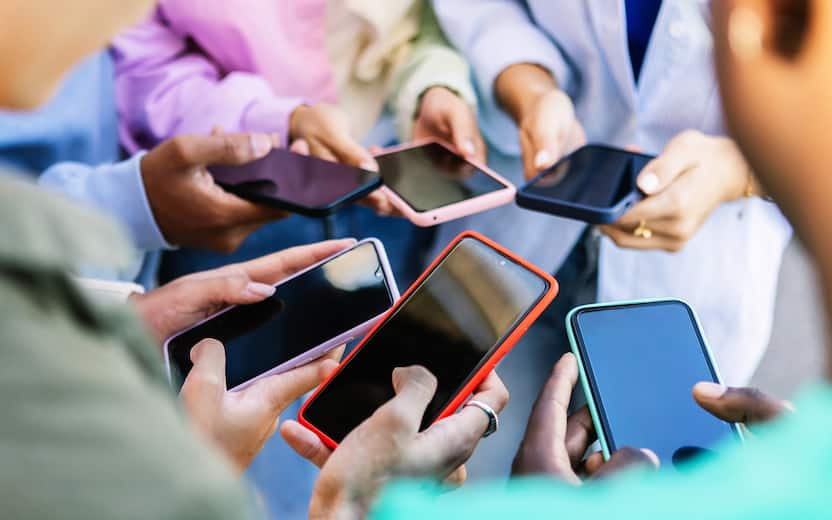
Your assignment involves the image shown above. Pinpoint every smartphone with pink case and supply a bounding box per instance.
[375,138,516,226]
[163,238,399,392]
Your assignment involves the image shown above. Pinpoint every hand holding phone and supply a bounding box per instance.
[566,299,743,467]
[375,139,516,226]
[164,239,399,391]
[299,231,557,447]
[517,144,654,224]
[209,148,382,217]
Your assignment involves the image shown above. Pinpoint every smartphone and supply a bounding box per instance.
[516,144,654,224]
[163,239,399,391]
[209,148,382,217]
[299,231,558,448]
[566,299,743,467]
[375,139,516,226]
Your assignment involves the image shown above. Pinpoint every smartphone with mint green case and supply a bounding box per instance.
[566,298,743,461]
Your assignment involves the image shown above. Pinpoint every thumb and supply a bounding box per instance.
[636,133,701,195]
[180,338,228,420]
[443,102,480,159]
[163,133,275,170]
[693,383,791,425]
[246,356,336,414]
[591,447,659,480]
[188,273,277,308]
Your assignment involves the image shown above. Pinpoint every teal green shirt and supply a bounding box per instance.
[374,385,832,519]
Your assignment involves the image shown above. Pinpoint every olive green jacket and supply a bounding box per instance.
[0,174,258,519]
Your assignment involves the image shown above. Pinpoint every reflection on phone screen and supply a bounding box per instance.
[525,146,652,208]
[303,236,550,442]
[573,301,740,467]
[376,143,507,211]
[167,242,393,389]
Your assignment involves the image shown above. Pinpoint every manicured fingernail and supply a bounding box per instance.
[462,139,476,156]
[361,159,379,172]
[246,282,276,298]
[694,382,726,399]
[638,172,660,194]
[250,134,272,156]
[783,400,796,413]
[534,149,553,169]
[640,449,660,467]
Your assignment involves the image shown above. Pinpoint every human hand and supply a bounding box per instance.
[512,353,658,483]
[288,104,396,216]
[180,338,344,472]
[140,132,290,252]
[600,131,750,252]
[693,382,793,432]
[412,86,486,164]
[516,88,586,180]
[131,239,355,343]
[281,367,508,518]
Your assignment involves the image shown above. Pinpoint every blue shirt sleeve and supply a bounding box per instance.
[38,152,171,252]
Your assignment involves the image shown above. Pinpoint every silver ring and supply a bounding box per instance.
[464,400,498,438]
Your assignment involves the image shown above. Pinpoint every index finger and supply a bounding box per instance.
[224,239,357,284]
[693,383,790,425]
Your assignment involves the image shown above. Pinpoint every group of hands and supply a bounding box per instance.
[140,63,755,257]
[129,239,793,517]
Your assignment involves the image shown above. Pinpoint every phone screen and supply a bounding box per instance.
[376,142,508,211]
[303,236,550,443]
[167,242,394,390]
[209,148,380,211]
[572,301,740,467]
[524,145,652,208]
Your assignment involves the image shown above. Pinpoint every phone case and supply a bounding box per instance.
[221,175,382,218]
[516,144,650,224]
[565,298,744,460]
[376,138,516,227]
[298,230,558,448]
[162,238,400,392]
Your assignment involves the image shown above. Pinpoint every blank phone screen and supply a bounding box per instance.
[167,242,393,390]
[524,145,652,208]
[303,237,550,443]
[376,142,508,211]
[209,148,380,210]
[573,301,739,467]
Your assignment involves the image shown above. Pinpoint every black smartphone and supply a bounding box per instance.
[163,239,399,391]
[517,144,654,224]
[209,148,382,217]
[299,232,557,447]
[567,299,743,468]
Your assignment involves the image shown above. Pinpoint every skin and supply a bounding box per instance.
[140,132,290,252]
[281,366,509,519]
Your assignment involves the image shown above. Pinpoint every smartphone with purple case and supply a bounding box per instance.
[163,238,399,391]
[209,148,382,217]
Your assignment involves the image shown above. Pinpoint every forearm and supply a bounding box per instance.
[494,63,558,124]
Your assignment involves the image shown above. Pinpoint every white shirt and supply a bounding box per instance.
[433,0,792,385]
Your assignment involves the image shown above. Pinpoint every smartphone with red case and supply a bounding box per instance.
[298,231,557,448]
[375,138,516,227]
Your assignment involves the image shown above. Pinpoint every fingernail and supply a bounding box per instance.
[640,448,660,467]
[695,382,726,399]
[638,171,660,194]
[534,149,553,169]
[246,282,276,298]
[361,158,379,172]
[250,134,272,157]
[782,400,796,413]
[462,139,476,156]
[191,338,223,363]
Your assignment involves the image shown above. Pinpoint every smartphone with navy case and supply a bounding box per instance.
[163,238,399,392]
[566,299,743,468]
[516,144,654,224]
[209,148,382,217]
